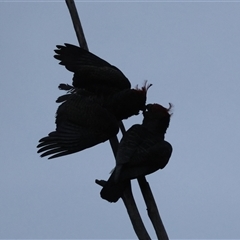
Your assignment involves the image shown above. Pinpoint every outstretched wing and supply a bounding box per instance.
[54,44,131,95]
[37,93,119,159]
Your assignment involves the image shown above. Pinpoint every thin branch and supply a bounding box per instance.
[65,0,88,51]
[119,121,126,134]
[109,136,119,157]
[64,1,151,239]
[122,183,151,240]
[138,176,169,240]
[95,179,151,240]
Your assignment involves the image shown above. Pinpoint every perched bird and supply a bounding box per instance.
[100,103,173,203]
[37,90,119,159]
[54,43,131,96]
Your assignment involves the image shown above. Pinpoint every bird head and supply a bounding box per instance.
[134,81,152,105]
[129,80,152,112]
[143,103,173,134]
[105,81,152,120]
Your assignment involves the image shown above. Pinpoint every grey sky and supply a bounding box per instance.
[1,1,240,239]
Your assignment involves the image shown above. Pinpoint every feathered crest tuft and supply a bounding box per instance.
[135,80,152,93]
[147,103,173,117]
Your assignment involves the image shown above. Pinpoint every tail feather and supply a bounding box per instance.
[100,172,129,203]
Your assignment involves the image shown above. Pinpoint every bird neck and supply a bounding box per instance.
[142,122,166,139]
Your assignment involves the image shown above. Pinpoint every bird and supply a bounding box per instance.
[99,103,173,203]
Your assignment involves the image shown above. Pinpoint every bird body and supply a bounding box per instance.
[100,104,173,203]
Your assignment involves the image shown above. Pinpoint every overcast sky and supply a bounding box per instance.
[1,1,240,239]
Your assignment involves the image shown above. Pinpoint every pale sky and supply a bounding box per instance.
[1,1,240,239]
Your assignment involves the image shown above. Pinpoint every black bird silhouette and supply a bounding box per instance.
[100,103,173,203]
